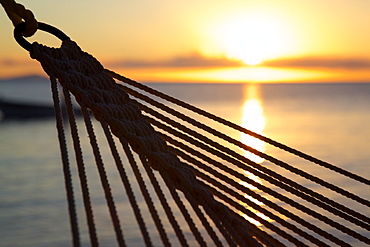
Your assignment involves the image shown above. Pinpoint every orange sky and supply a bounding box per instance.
[1,0,370,82]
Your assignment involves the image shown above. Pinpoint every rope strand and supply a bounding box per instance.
[27,37,370,246]
[50,76,80,247]
[0,0,38,36]
[62,87,99,247]
[106,69,370,186]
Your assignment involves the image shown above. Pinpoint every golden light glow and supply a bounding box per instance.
[240,172,263,191]
[240,84,266,163]
[238,84,272,227]
[114,66,370,84]
[210,12,294,65]
[2,1,370,82]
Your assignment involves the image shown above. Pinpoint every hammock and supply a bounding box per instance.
[2,1,370,246]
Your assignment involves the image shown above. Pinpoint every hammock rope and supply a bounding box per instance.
[50,75,81,247]
[141,111,368,244]
[104,69,370,186]
[0,0,37,37]
[62,87,100,247]
[31,38,370,246]
[139,105,370,228]
[2,1,370,245]
[116,81,370,228]
[115,79,370,209]
[32,39,265,247]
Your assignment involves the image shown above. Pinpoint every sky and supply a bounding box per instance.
[1,0,370,83]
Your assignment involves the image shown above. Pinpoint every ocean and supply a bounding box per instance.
[1,77,370,246]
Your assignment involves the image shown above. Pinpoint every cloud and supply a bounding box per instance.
[0,58,34,66]
[262,57,370,69]
[108,53,244,68]
[108,55,370,70]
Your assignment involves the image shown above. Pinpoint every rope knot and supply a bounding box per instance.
[1,0,38,37]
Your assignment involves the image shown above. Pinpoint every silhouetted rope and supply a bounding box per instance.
[118,85,370,232]
[50,76,80,247]
[144,114,370,245]
[62,87,99,247]
[137,153,189,246]
[166,144,343,247]
[80,102,126,247]
[33,40,262,246]
[117,82,370,210]
[138,102,370,229]
[15,28,368,246]
[99,119,155,246]
[3,2,369,245]
[106,69,370,186]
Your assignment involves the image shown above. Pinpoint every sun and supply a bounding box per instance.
[212,12,291,65]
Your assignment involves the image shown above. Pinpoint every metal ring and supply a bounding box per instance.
[14,22,70,53]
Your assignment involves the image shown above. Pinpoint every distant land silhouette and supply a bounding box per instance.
[0,75,49,83]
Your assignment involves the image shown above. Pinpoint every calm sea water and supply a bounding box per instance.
[1,78,370,246]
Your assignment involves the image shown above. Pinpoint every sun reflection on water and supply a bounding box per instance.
[240,84,266,164]
[239,84,272,227]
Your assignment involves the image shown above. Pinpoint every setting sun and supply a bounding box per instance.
[209,12,294,65]
[1,1,370,82]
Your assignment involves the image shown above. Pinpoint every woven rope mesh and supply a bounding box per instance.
[29,40,370,247]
